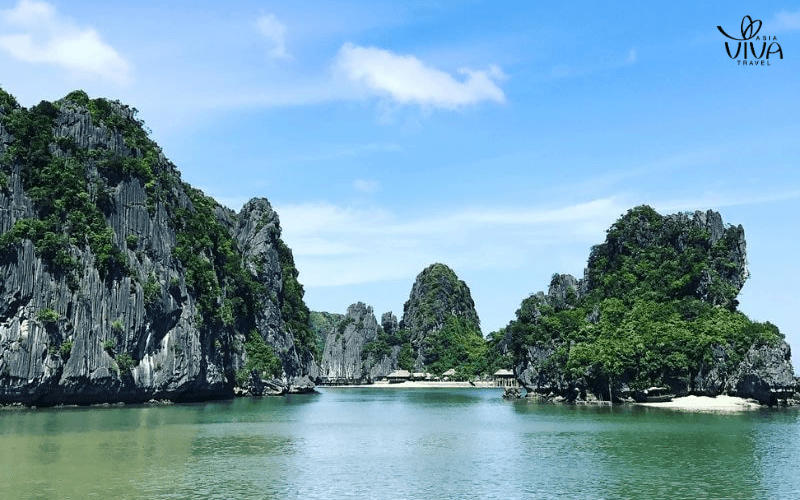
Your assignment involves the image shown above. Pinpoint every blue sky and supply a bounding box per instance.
[1,1,799,367]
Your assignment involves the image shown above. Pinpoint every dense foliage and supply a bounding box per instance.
[236,330,283,386]
[421,316,487,378]
[586,205,744,308]
[507,206,783,394]
[174,187,263,328]
[276,239,319,360]
[0,88,319,387]
[0,96,131,284]
[309,311,343,356]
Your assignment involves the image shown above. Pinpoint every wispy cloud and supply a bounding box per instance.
[656,189,800,214]
[771,9,800,31]
[334,42,506,109]
[286,142,402,163]
[353,179,381,193]
[548,47,637,79]
[276,198,625,287]
[626,47,637,64]
[276,186,800,288]
[0,0,130,84]
[256,13,289,60]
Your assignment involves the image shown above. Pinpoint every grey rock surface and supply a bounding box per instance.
[511,207,792,405]
[399,263,480,370]
[318,302,399,384]
[726,341,796,404]
[0,92,317,405]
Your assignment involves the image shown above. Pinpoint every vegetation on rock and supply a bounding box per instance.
[237,331,283,386]
[507,206,784,397]
[277,239,319,360]
[399,263,486,377]
[0,87,318,405]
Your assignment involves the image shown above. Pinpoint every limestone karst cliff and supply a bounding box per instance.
[399,263,484,373]
[508,206,795,405]
[0,89,317,405]
[317,303,400,384]
[317,263,488,383]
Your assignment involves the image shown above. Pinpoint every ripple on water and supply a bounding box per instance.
[1,392,799,499]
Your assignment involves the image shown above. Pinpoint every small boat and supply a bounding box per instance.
[643,387,674,403]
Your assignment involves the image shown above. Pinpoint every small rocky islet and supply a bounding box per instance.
[0,88,796,407]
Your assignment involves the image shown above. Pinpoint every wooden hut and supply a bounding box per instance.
[387,370,411,383]
[493,369,517,387]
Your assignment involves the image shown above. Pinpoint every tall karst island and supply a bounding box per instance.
[0,89,319,405]
[316,263,501,384]
[0,89,796,406]
[505,206,797,405]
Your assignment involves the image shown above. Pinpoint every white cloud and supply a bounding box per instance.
[353,179,381,193]
[276,198,625,287]
[334,42,506,109]
[256,13,289,59]
[0,0,130,84]
[771,9,800,31]
[655,189,800,213]
[276,187,800,289]
[288,142,402,163]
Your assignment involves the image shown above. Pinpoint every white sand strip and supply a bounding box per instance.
[322,381,497,389]
[638,395,761,410]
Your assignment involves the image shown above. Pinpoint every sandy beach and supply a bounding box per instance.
[321,384,768,411]
[322,380,499,389]
[637,395,762,411]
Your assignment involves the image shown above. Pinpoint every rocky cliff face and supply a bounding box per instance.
[510,206,795,406]
[399,263,481,371]
[0,89,317,405]
[586,207,748,308]
[318,303,399,384]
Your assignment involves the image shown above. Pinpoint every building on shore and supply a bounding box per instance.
[387,370,411,383]
[493,369,517,387]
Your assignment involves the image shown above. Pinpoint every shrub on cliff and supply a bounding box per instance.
[507,206,783,396]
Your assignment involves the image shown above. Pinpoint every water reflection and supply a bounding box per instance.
[0,392,798,499]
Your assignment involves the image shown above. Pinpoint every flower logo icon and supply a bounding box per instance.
[718,16,762,41]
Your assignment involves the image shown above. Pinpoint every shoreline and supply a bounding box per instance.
[636,395,763,411]
[320,380,501,389]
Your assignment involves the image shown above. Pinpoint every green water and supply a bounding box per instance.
[1,388,799,499]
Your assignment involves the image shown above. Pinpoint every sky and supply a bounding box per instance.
[1,1,798,368]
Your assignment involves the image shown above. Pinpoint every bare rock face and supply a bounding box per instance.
[726,341,796,404]
[509,205,793,405]
[586,207,748,308]
[381,311,398,336]
[318,303,400,384]
[0,89,317,405]
[319,302,378,384]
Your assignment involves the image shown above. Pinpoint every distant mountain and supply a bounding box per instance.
[317,263,500,383]
[507,206,796,405]
[0,88,318,405]
[317,303,400,384]
[399,263,486,375]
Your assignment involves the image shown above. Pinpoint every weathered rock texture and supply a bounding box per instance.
[514,276,585,398]
[585,208,748,308]
[511,206,795,406]
[0,89,317,405]
[318,303,400,384]
[399,263,481,371]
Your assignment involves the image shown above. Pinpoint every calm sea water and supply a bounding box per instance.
[1,388,799,499]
